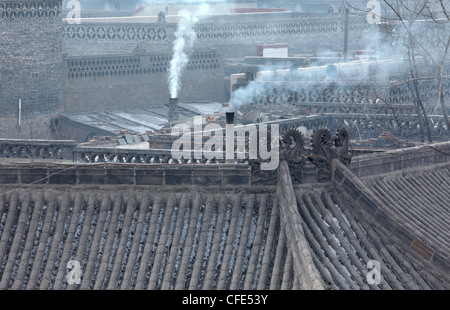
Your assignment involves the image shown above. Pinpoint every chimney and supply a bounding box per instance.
[225,112,235,161]
[225,111,235,125]
[168,97,179,122]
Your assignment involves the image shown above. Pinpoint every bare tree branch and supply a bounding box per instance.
[438,36,450,127]
[439,0,450,20]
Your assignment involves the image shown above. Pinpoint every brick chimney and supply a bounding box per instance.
[168,97,179,122]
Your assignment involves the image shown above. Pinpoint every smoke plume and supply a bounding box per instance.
[168,4,210,98]
[229,21,421,112]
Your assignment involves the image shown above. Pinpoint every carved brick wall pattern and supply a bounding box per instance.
[241,79,450,107]
[66,51,221,80]
[0,1,61,19]
[62,18,370,43]
[61,13,372,57]
[63,24,167,41]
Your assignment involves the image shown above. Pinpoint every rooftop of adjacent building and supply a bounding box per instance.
[0,139,448,289]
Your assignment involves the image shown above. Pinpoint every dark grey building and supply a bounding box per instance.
[0,0,64,119]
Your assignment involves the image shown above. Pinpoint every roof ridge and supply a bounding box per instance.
[276,160,325,290]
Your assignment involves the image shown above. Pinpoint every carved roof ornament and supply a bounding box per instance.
[280,128,304,159]
[308,128,337,182]
[251,127,306,185]
[251,126,353,184]
[308,126,353,182]
[280,128,307,184]
[334,125,352,165]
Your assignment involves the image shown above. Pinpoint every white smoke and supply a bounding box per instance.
[168,4,210,98]
[230,61,335,111]
[229,22,414,111]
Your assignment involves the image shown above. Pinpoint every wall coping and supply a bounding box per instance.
[0,162,253,187]
[349,140,450,177]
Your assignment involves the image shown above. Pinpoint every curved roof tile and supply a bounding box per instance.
[0,188,295,290]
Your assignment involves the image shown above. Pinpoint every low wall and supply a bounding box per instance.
[349,141,450,178]
[0,162,251,187]
[261,113,449,142]
[0,139,77,161]
[73,147,182,164]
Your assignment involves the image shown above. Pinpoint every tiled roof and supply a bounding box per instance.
[294,185,448,289]
[0,187,300,290]
[275,157,449,290]
[363,163,450,270]
[0,149,449,289]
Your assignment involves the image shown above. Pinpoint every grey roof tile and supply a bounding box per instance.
[365,167,450,264]
[0,188,292,290]
[0,156,448,290]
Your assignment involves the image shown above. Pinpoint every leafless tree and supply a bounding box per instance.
[345,0,450,142]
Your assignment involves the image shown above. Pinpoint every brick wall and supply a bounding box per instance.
[0,1,63,120]
[62,22,172,56]
[63,50,225,113]
[62,11,373,58]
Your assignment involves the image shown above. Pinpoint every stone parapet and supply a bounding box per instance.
[349,141,450,178]
[0,139,77,161]
[0,162,252,186]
